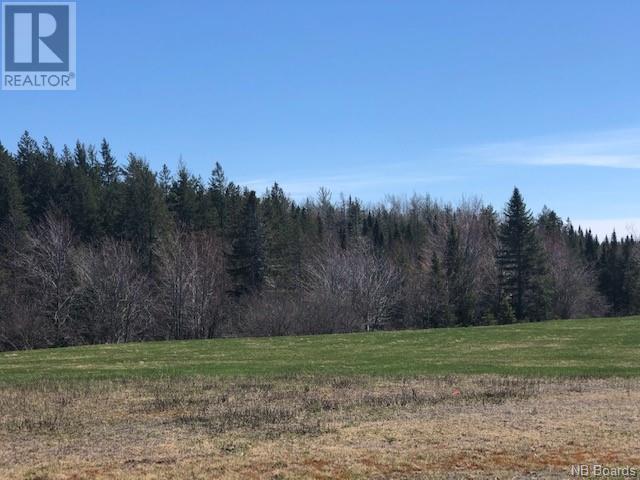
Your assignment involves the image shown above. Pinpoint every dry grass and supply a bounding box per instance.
[0,375,639,479]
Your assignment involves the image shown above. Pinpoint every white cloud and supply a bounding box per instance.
[460,127,640,169]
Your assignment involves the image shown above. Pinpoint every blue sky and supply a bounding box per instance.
[1,0,639,238]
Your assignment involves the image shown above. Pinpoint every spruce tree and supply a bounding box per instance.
[15,131,59,221]
[168,164,200,229]
[584,229,598,263]
[372,218,383,249]
[0,144,27,229]
[262,183,300,290]
[121,154,169,268]
[498,188,549,321]
[100,139,119,186]
[207,162,227,231]
[74,141,88,172]
[158,164,172,198]
[58,146,102,241]
[98,140,122,236]
[227,191,265,295]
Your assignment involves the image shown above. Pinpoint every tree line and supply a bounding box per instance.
[0,132,638,350]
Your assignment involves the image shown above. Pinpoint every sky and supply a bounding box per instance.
[1,0,639,239]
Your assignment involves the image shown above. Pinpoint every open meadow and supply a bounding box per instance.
[1,317,639,479]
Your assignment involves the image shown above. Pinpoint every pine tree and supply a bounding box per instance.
[227,191,265,295]
[87,145,100,178]
[0,144,27,229]
[158,164,172,198]
[15,131,59,221]
[346,197,362,239]
[58,146,102,241]
[41,137,56,165]
[538,206,563,236]
[100,139,119,186]
[74,141,88,172]
[620,237,636,314]
[362,212,372,237]
[372,218,384,249]
[168,164,200,229]
[584,229,598,263]
[598,231,627,314]
[498,188,550,321]
[98,140,122,236]
[207,162,226,231]
[262,183,301,290]
[121,154,169,268]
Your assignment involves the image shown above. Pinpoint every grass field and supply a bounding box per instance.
[1,316,639,383]
[1,317,639,479]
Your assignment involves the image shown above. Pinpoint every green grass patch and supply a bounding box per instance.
[1,317,638,382]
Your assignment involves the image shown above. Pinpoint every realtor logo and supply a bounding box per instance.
[2,2,76,90]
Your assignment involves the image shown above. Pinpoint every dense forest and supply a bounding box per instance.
[0,132,638,351]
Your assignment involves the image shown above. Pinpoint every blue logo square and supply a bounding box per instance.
[2,2,76,90]
[4,4,69,71]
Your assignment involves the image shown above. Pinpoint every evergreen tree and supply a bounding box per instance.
[207,162,227,231]
[372,218,384,249]
[157,163,171,195]
[98,140,122,236]
[620,237,637,314]
[87,145,100,177]
[100,139,119,186]
[0,144,27,229]
[362,212,372,237]
[598,231,630,314]
[41,137,57,165]
[584,229,598,263]
[168,164,200,229]
[3,132,640,350]
[58,149,102,241]
[346,197,362,240]
[538,206,563,236]
[262,183,301,290]
[227,191,265,295]
[121,154,169,268]
[15,131,59,221]
[222,182,244,243]
[498,188,550,321]
[74,141,88,172]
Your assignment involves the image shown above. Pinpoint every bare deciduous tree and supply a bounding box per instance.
[75,239,153,343]
[11,213,79,346]
[543,234,607,318]
[304,240,403,331]
[418,198,499,326]
[155,230,226,339]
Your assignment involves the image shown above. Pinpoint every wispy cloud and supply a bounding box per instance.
[460,127,640,169]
